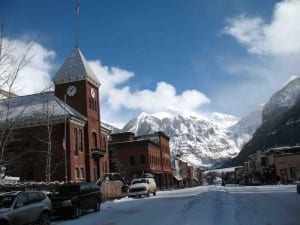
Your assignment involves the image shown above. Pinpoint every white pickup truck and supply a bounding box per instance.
[128,177,157,197]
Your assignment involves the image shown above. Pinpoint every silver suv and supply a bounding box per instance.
[0,191,53,225]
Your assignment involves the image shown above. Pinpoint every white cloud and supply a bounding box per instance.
[0,38,55,95]
[1,37,210,126]
[214,0,300,118]
[88,60,134,98]
[89,61,210,114]
[224,0,300,55]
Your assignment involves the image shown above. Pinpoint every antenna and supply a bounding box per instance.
[75,0,80,48]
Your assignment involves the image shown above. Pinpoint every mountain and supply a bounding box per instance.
[121,108,261,169]
[113,77,300,169]
[263,77,300,121]
[228,105,263,149]
[228,77,300,166]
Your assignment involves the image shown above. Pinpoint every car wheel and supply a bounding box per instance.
[37,212,50,225]
[146,191,150,197]
[71,205,81,219]
[153,190,156,196]
[297,185,300,194]
[94,200,101,212]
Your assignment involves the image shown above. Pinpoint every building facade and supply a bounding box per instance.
[109,132,172,189]
[265,146,300,184]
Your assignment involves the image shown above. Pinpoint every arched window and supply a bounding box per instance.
[92,132,97,148]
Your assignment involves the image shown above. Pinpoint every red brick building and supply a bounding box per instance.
[179,160,188,186]
[109,132,172,189]
[0,48,109,182]
[265,146,300,184]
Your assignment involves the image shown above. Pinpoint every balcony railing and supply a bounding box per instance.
[91,148,106,158]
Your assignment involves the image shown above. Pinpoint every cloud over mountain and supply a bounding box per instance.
[224,0,300,56]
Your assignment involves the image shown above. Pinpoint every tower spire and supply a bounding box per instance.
[75,0,80,48]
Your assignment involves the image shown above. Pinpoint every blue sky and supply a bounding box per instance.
[1,0,300,127]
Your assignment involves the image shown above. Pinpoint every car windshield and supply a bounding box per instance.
[0,195,16,209]
[132,179,148,184]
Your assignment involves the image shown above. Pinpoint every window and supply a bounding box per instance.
[75,167,80,179]
[28,192,45,203]
[94,100,97,111]
[78,129,83,152]
[101,136,107,151]
[74,128,78,155]
[89,98,92,109]
[140,155,145,164]
[80,167,85,179]
[16,194,29,207]
[130,156,135,165]
[89,98,97,112]
[92,132,97,148]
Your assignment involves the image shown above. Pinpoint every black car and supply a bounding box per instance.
[50,182,101,219]
[0,191,53,225]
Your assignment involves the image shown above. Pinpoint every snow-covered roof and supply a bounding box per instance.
[0,89,17,99]
[0,92,87,128]
[53,48,100,87]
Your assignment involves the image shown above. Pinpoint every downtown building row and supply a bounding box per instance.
[225,146,300,185]
[0,47,201,188]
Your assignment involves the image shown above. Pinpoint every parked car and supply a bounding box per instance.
[0,190,53,225]
[128,177,157,198]
[50,182,101,219]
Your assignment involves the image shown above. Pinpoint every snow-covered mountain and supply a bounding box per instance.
[118,76,300,169]
[121,108,261,169]
[228,105,263,149]
[228,76,300,166]
[263,77,300,121]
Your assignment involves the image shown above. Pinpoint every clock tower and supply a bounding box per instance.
[53,47,105,182]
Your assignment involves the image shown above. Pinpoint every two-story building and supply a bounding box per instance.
[109,131,172,189]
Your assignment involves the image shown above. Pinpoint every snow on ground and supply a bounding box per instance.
[53,185,300,225]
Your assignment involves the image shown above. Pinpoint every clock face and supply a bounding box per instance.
[67,85,77,96]
[91,88,95,98]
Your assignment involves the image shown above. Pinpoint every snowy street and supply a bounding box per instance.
[52,185,300,225]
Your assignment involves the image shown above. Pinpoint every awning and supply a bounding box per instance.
[173,174,183,181]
